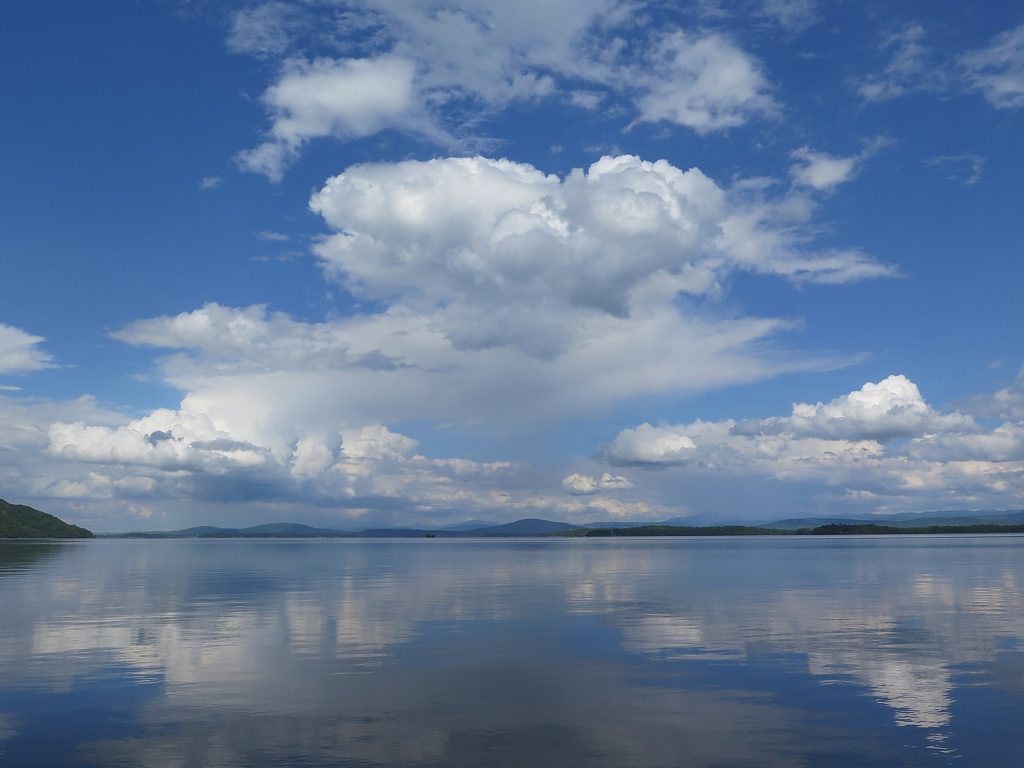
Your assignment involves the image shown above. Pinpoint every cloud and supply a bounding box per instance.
[0,323,55,374]
[734,375,977,441]
[960,24,1024,109]
[603,375,977,466]
[569,90,604,110]
[925,154,985,186]
[958,366,1024,422]
[857,24,944,103]
[600,424,700,467]
[12,369,1024,524]
[0,393,162,512]
[25,153,897,520]
[198,176,222,190]
[33,395,667,526]
[36,397,529,521]
[789,139,890,193]
[628,31,777,132]
[562,472,633,495]
[256,230,291,242]
[600,374,1024,515]
[907,422,1024,463]
[233,2,779,177]
[755,0,819,34]
[311,154,895,316]
[236,55,430,181]
[856,22,1024,111]
[48,409,273,471]
[790,148,857,191]
[227,2,303,58]
[104,154,893,438]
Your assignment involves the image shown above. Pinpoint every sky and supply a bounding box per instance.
[1,0,1023,532]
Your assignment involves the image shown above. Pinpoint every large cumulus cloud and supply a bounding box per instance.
[310,154,894,348]
[15,154,900,525]
[109,155,891,439]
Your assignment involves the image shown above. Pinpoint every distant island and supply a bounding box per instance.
[0,499,94,539]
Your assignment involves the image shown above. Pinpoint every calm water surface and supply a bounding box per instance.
[1,536,1023,766]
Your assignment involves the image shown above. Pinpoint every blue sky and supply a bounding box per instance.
[2,0,1023,531]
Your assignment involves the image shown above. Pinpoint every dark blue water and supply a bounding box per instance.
[1,536,1022,766]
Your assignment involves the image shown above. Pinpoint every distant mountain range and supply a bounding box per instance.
[6,495,1023,541]
[111,517,584,538]
[105,509,1024,538]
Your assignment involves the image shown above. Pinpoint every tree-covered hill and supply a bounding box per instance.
[0,499,94,538]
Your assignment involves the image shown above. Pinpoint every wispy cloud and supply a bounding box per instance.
[926,154,985,186]
[960,24,1024,109]
[256,230,291,242]
[789,137,891,193]
[857,22,1024,111]
[856,24,944,103]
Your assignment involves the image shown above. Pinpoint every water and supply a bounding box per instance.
[1,536,1022,767]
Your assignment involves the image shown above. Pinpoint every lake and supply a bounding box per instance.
[1,536,1022,766]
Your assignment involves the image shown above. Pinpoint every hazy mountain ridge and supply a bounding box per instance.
[108,518,581,538]
[104,509,1024,538]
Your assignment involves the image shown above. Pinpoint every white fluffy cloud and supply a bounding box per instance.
[603,374,977,466]
[237,56,427,181]
[311,154,895,316]
[600,374,1024,513]
[0,323,55,374]
[630,31,776,132]
[49,409,272,471]
[233,2,779,177]
[961,24,1024,109]
[734,375,977,440]
[601,424,700,467]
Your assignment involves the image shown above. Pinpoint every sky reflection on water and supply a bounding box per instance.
[1,537,1023,766]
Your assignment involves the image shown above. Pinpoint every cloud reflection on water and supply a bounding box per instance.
[1,538,1023,766]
